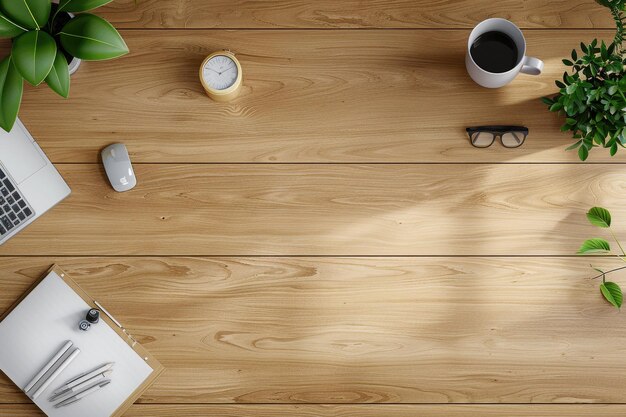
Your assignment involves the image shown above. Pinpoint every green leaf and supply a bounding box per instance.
[58,0,113,13]
[11,30,57,86]
[0,12,25,38]
[571,48,577,61]
[608,85,618,95]
[587,207,611,228]
[611,142,618,156]
[578,238,610,254]
[607,42,616,56]
[550,102,563,112]
[566,140,582,151]
[578,145,589,161]
[562,59,574,66]
[0,56,23,132]
[44,50,70,98]
[600,281,623,309]
[0,0,50,30]
[566,83,578,95]
[594,131,606,146]
[59,13,128,61]
[541,97,554,105]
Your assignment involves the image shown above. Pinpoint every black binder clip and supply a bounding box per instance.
[78,308,100,331]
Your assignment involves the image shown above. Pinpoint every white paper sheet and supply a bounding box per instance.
[0,271,153,417]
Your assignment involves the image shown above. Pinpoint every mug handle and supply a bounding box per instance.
[520,56,544,76]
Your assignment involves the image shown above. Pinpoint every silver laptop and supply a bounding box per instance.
[0,119,71,245]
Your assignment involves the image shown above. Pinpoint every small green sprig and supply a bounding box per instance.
[596,1,626,47]
[578,207,624,309]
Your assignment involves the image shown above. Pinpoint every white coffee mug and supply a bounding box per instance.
[466,18,543,88]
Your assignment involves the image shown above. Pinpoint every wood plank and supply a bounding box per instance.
[96,0,617,29]
[1,164,625,256]
[1,257,626,403]
[4,404,626,417]
[9,29,620,163]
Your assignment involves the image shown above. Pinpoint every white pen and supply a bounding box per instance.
[49,370,113,402]
[24,341,73,393]
[54,379,111,408]
[52,362,114,396]
[32,348,80,399]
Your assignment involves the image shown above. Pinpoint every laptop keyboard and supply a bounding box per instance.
[0,167,33,237]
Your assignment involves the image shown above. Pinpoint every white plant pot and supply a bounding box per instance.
[68,56,81,75]
[52,0,81,75]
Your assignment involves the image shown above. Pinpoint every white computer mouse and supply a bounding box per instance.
[101,143,137,192]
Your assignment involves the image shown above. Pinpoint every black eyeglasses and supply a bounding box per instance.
[466,126,529,148]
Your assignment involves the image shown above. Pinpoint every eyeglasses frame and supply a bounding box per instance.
[465,126,529,148]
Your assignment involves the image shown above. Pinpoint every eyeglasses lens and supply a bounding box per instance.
[471,131,495,148]
[501,131,525,148]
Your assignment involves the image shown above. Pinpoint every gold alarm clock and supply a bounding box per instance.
[199,51,243,102]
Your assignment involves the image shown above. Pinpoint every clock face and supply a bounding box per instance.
[201,55,239,91]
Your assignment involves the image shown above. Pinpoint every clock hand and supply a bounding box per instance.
[216,67,237,76]
[205,68,220,74]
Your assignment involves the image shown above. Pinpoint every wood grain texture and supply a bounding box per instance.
[0,1,623,414]
[1,164,625,256]
[7,30,621,163]
[1,257,626,404]
[4,404,626,417]
[96,0,617,29]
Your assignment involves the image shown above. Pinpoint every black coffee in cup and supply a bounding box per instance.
[470,31,519,73]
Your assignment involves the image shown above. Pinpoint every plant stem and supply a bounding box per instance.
[610,228,626,257]
[50,2,66,32]
[591,265,626,279]
[50,10,58,30]
[610,7,625,50]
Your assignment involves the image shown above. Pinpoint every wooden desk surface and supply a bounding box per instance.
[2,1,626,416]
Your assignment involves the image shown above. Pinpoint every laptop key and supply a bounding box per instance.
[3,179,14,192]
[1,216,12,230]
[0,172,36,238]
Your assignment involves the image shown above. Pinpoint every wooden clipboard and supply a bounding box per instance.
[0,264,164,417]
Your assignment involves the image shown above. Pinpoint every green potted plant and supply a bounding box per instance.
[542,0,626,161]
[578,207,624,309]
[0,0,128,132]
